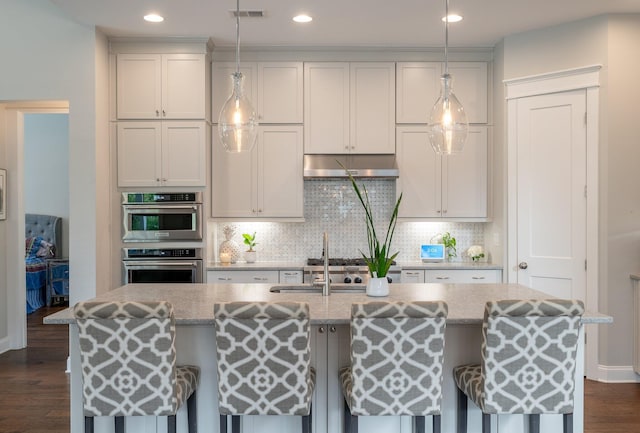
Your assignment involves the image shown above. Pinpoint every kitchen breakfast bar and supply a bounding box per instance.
[45,283,611,433]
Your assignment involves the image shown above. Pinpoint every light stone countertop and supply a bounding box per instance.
[45,283,611,326]
[206,261,503,271]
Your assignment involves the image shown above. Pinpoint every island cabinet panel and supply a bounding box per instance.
[211,125,303,219]
[206,270,279,284]
[304,62,395,154]
[396,125,488,221]
[116,53,206,120]
[401,269,426,283]
[424,268,502,283]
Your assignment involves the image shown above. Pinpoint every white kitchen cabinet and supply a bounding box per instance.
[116,53,206,119]
[304,62,395,154]
[424,268,502,284]
[396,125,488,220]
[211,125,303,219]
[212,62,303,124]
[396,61,488,124]
[279,270,303,284]
[117,121,206,187]
[401,269,425,283]
[207,269,279,284]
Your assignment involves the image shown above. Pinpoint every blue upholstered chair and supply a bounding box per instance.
[73,301,200,433]
[339,301,448,433]
[453,299,585,433]
[214,301,316,433]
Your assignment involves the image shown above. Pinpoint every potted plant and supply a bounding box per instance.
[342,163,402,297]
[242,232,258,263]
[441,232,457,261]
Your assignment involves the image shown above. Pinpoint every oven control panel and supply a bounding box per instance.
[123,248,202,259]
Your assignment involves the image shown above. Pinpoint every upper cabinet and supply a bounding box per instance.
[396,61,488,124]
[396,125,488,220]
[116,53,206,120]
[304,62,395,154]
[212,62,303,124]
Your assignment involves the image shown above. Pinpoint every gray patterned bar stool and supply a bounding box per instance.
[214,301,315,433]
[339,301,449,433]
[73,301,200,433]
[453,299,585,433]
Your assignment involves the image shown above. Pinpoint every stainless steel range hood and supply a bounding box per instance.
[303,154,399,178]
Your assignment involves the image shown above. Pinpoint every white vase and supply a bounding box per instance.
[244,250,257,263]
[366,277,389,297]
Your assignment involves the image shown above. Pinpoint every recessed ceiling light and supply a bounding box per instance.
[293,14,313,23]
[442,14,462,23]
[144,14,164,23]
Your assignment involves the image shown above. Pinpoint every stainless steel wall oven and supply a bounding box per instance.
[122,192,203,242]
[122,248,203,284]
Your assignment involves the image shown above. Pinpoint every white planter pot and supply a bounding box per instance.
[366,277,389,297]
[244,250,257,263]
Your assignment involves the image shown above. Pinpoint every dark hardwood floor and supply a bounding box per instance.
[0,306,639,433]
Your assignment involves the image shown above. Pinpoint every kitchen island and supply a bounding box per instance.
[45,283,611,433]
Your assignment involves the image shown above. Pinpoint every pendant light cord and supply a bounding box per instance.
[235,0,240,74]
[444,0,449,75]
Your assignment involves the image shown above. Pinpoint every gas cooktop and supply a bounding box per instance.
[306,258,396,267]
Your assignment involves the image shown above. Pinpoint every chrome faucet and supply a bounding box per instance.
[313,232,330,296]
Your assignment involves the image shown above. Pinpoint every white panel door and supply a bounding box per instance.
[117,122,161,186]
[162,54,206,119]
[116,54,162,119]
[515,90,587,300]
[162,122,206,186]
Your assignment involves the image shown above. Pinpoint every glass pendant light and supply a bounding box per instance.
[428,0,468,155]
[218,0,258,153]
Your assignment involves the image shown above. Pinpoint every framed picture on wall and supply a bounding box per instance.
[0,168,6,220]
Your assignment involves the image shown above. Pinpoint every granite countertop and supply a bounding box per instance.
[45,283,611,326]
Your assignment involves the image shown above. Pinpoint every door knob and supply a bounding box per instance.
[519,262,528,270]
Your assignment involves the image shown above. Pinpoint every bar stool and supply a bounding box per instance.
[73,301,200,433]
[339,301,449,433]
[214,301,315,433]
[453,299,585,433]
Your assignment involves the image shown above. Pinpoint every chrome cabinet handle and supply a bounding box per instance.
[253,277,268,281]
[472,276,485,280]
[217,277,232,281]
[329,326,336,333]
[318,327,325,334]
[436,276,450,280]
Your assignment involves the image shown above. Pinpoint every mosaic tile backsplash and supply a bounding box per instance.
[209,179,487,263]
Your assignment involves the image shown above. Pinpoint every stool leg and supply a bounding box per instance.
[220,414,227,433]
[457,387,467,433]
[84,416,94,433]
[343,399,358,433]
[415,416,425,433]
[433,414,441,433]
[168,415,177,433]
[115,416,125,433]
[187,391,198,433]
[564,413,573,433]
[481,413,491,433]
[232,415,240,433]
[529,414,540,433]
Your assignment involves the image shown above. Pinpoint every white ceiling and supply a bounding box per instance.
[50,0,640,48]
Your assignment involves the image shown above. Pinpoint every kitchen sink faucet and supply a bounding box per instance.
[313,232,331,296]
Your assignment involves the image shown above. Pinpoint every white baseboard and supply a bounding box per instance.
[0,336,10,354]
[595,364,640,383]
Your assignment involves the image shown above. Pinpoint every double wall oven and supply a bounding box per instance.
[121,192,204,284]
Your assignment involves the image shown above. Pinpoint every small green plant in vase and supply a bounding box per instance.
[242,232,258,263]
[441,232,457,261]
[341,162,402,296]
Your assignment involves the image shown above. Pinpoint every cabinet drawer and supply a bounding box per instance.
[401,270,425,283]
[207,270,279,284]
[425,269,501,284]
[279,270,303,284]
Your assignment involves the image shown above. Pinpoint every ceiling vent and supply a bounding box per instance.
[230,10,265,18]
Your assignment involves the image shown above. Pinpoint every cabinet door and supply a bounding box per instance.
[259,126,303,218]
[212,62,257,123]
[162,54,206,119]
[350,62,396,154]
[116,54,162,119]
[258,62,303,123]
[396,62,440,124]
[304,63,350,154]
[117,122,162,186]
[396,126,442,218]
[211,126,256,218]
[442,126,488,218]
[161,121,206,186]
[446,62,488,124]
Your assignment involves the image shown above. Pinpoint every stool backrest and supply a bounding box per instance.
[214,301,313,416]
[481,299,585,414]
[73,301,179,417]
[349,301,448,416]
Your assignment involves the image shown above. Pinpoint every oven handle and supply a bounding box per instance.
[123,260,201,268]
[123,204,200,213]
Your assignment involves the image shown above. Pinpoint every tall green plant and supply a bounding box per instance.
[340,162,402,278]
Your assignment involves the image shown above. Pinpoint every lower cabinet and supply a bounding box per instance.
[206,270,279,284]
[400,269,425,283]
[425,268,502,283]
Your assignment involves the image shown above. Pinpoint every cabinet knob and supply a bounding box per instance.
[443,210,447,214]
[318,327,325,334]
[329,326,337,333]
[156,110,160,117]
[162,110,166,117]
[156,178,161,182]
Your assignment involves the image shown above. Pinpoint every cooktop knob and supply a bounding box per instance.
[386,276,393,283]
[344,276,352,284]
[354,276,363,284]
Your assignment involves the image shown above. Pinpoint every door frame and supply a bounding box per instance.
[505,65,601,379]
